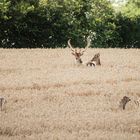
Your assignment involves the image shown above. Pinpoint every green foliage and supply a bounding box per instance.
[0,0,139,48]
[116,0,140,48]
[122,0,140,18]
[0,0,11,19]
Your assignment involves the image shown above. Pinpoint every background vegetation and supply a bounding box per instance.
[0,0,139,48]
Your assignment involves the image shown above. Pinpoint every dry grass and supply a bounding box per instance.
[0,48,140,140]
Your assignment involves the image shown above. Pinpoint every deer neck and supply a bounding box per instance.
[76,58,83,64]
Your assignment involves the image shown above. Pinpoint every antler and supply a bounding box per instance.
[68,36,91,56]
[80,36,91,54]
[68,39,75,52]
[86,36,91,48]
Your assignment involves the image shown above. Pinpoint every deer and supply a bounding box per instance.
[86,53,101,66]
[119,96,131,110]
[68,36,101,66]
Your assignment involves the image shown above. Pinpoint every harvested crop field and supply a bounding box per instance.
[0,48,140,140]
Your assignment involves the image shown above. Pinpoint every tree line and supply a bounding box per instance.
[0,0,139,48]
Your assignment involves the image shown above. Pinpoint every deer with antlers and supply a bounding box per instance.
[68,36,101,66]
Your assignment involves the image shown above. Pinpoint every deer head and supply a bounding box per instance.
[68,36,91,65]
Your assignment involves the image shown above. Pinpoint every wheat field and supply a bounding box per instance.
[0,48,140,140]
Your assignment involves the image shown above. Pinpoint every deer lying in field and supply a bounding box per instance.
[0,97,6,111]
[86,53,101,66]
[68,36,101,66]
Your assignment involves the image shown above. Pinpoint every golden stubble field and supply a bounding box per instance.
[0,48,140,140]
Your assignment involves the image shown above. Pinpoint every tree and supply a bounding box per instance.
[0,0,123,48]
[116,0,140,48]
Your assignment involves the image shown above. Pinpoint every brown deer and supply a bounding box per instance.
[68,37,101,66]
[119,96,131,110]
[86,53,101,66]
[68,36,91,65]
